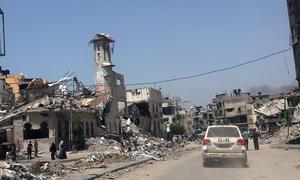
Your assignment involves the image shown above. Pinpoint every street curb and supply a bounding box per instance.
[20,156,84,165]
[270,144,300,150]
[62,158,152,180]
[62,145,201,180]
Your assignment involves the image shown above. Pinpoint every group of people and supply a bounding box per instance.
[26,140,38,160]
[26,140,67,160]
[242,129,260,150]
[49,140,67,160]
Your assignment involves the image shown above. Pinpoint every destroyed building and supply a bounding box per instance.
[0,80,14,113]
[178,109,193,134]
[255,99,286,132]
[188,105,215,132]
[202,103,217,127]
[0,76,101,152]
[213,89,257,131]
[0,74,28,102]
[182,109,193,134]
[162,98,179,134]
[90,33,126,134]
[287,0,300,88]
[189,106,204,131]
[126,87,164,137]
[0,33,128,152]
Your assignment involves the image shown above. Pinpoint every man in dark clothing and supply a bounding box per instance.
[34,140,38,158]
[251,129,260,150]
[27,141,33,160]
[50,143,57,160]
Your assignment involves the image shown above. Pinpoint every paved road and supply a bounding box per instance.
[118,145,300,180]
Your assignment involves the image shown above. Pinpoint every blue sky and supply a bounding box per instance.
[0,0,296,106]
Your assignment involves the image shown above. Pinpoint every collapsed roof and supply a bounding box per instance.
[255,99,285,117]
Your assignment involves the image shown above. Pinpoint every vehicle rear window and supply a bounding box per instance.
[207,127,240,137]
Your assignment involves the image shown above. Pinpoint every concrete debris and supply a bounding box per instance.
[85,132,187,164]
[82,153,124,163]
[29,161,77,177]
[255,99,285,117]
[86,138,121,154]
[0,160,44,180]
[260,123,300,144]
[121,117,139,134]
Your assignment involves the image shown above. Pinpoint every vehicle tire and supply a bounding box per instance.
[240,158,247,167]
[203,159,210,167]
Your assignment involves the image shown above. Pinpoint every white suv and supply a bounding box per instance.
[202,125,247,167]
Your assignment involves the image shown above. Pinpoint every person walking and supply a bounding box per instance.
[27,141,33,160]
[58,140,67,159]
[251,129,260,150]
[34,140,38,158]
[50,143,57,160]
[242,129,249,150]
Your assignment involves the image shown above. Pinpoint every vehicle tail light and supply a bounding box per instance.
[203,139,211,145]
[237,139,245,145]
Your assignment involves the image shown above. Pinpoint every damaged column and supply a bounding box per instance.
[90,33,126,134]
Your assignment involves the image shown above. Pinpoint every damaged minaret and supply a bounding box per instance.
[90,33,126,134]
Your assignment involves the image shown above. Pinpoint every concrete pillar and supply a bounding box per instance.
[6,128,13,142]
[13,118,24,151]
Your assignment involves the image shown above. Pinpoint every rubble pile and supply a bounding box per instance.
[86,137,121,153]
[29,161,77,177]
[85,116,186,163]
[85,133,186,164]
[260,123,300,144]
[0,160,44,179]
[83,152,125,163]
[127,135,170,160]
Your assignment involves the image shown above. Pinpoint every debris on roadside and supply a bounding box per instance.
[29,161,77,178]
[0,160,45,179]
[260,122,300,144]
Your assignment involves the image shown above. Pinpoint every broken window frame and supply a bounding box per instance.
[23,121,49,140]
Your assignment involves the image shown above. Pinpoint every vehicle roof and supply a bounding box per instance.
[207,125,239,128]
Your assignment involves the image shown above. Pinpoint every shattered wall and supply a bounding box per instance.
[10,110,99,152]
[127,87,163,137]
[14,112,56,152]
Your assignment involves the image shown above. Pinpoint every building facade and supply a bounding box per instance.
[127,87,163,137]
[0,95,100,152]
[213,90,257,131]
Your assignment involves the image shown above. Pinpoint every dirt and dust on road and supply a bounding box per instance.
[117,145,300,180]
[0,127,199,179]
[95,142,201,180]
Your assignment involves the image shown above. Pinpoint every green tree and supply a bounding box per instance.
[170,123,186,135]
[72,118,85,150]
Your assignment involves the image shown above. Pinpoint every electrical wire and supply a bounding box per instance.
[125,48,292,86]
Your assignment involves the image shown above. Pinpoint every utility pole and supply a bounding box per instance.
[69,97,73,151]
[284,97,290,138]
[69,79,75,151]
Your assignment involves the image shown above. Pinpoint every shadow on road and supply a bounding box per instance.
[205,160,249,168]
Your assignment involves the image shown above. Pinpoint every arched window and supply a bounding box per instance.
[23,123,32,139]
[23,122,49,140]
[40,122,49,138]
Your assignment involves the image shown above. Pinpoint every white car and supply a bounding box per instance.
[202,125,247,167]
